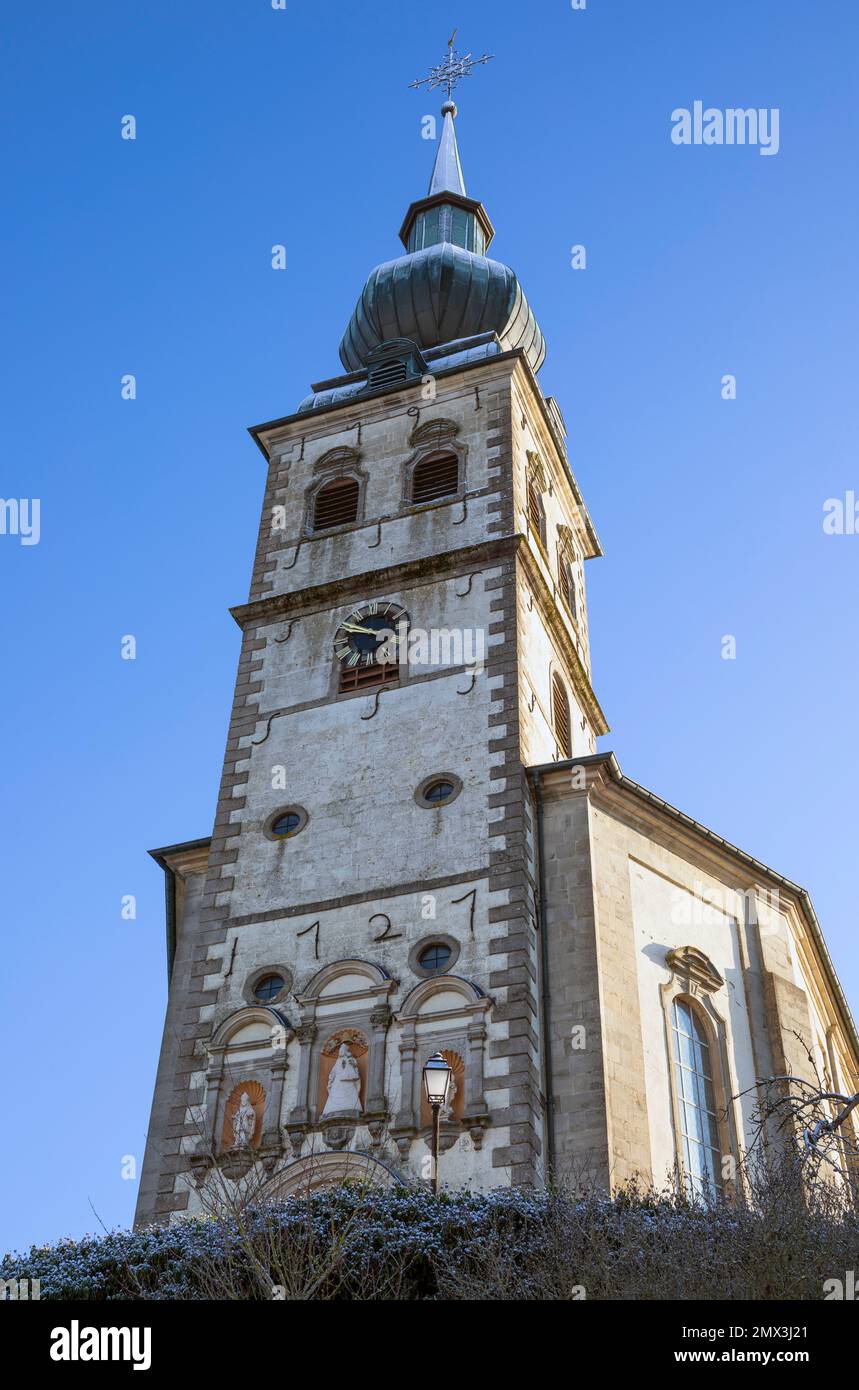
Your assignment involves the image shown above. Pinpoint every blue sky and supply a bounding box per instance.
[1,0,857,1252]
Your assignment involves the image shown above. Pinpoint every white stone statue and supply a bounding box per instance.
[322,1043,363,1116]
[232,1091,257,1149]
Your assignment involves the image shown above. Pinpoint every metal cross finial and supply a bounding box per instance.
[409,30,495,103]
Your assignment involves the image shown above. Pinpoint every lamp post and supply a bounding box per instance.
[422,1051,453,1194]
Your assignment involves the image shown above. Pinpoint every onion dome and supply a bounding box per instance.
[339,101,545,375]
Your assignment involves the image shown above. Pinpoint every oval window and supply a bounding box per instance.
[418,943,452,974]
[254,973,285,1002]
[423,779,455,804]
[267,807,307,840]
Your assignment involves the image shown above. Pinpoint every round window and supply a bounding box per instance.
[254,973,285,1002]
[423,780,455,804]
[417,942,452,974]
[268,807,307,839]
[415,773,462,809]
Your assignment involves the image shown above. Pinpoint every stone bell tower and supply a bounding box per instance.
[135,63,607,1226]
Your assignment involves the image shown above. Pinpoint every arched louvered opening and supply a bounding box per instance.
[558,555,577,620]
[313,477,360,531]
[551,673,572,759]
[527,480,547,549]
[412,451,460,505]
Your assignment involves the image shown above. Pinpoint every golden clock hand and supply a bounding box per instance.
[341,622,378,636]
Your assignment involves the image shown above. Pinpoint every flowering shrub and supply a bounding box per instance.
[2,1177,857,1300]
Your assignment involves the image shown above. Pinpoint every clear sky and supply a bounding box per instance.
[2,0,857,1253]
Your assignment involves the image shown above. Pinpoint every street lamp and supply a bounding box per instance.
[422,1051,453,1194]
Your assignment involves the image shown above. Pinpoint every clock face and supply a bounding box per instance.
[334,601,406,668]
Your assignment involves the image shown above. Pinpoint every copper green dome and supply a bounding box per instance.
[338,102,546,375]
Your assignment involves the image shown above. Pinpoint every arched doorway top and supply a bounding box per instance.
[256,1150,404,1201]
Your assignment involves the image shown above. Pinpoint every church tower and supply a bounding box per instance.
[135,71,608,1223]
[136,53,859,1226]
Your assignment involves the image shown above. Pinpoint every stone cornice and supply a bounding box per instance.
[249,351,523,457]
[229,537,516,629]
[148,838,211,878]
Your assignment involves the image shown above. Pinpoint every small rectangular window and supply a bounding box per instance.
[422,208,440,247]
[450,207,472,249]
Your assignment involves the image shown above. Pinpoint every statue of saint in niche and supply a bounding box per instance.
[232,1091,257,1149]
[322,1043,363,1116]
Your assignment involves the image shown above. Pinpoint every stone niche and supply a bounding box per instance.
[219,1080,266,1178]
[419,1049,465,1129]
[391,976,492,1161]
[191,1004,294,1184]
[287,960,395,1155]
[221,1079,266,1152]
[316,1029,369,1150]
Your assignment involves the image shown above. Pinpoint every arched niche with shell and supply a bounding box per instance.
[419,1048,465,1128]
[221,1079,266,1152]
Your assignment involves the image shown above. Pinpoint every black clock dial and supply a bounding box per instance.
[334,601,406,668]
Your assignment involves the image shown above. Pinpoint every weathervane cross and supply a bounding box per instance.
[409,29,495,103]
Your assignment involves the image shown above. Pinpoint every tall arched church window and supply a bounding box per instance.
[313,477,360,531]
[412,451,460,504]
[551,673,572,759]
[670,998,724,1199]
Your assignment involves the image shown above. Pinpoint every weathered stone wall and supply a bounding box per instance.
[137,355,569,1221]
[538,776,610,1185]
[135,845,211,1227]
[536,758,858,1196]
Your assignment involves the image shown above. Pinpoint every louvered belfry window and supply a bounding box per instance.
[312,477,359,531]
[412,452,459,505]
[552,673,572,759]
[559,556,577,620]
[528,480,547,549]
